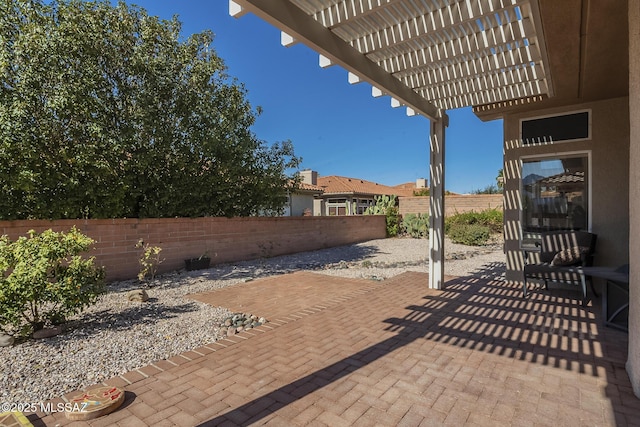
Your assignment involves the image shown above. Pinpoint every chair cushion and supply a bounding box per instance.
[550,246,589,266]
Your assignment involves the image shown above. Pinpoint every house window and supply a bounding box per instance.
[327,198,347,216]
[521,153,589,243]
[355,198,373,214]
[520,110,590,145]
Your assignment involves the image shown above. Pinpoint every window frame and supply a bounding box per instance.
[519,150,592,249]
[519,109,592,145]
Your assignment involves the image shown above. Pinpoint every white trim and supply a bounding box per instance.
[518,150,592,248]
[518,109,592,145]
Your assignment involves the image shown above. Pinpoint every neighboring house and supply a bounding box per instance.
[301,171,427,215]
[392,178,428,196]
[233,0,640,394]
[283,172,324,216]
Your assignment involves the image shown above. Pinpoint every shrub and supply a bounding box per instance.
[136,239,164,282]
[445,208,503,235]
[402,213,429,238]
[471,184,502,194]
[412,188,430,196]
[364,195,400,237]
[447,223,491,246]
[0,228,105,337]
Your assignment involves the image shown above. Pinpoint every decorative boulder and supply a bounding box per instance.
[33,326,62,339]
[0,333,14,347]
[127,289,149,302]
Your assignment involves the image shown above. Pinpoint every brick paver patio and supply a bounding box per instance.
[29,266,639,426]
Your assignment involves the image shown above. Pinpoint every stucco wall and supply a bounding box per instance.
[0,216,386,281]
[502,96,630,282]
[288,193,315,216]
[627,0,640,398]
[398,194,503,216]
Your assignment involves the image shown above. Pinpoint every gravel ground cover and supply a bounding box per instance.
[0,236,505,403]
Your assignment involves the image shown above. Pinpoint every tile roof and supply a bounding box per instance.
[317,175,405,196]
[391,182,426,197]
[297,182,324,193]
[287,180,324,193]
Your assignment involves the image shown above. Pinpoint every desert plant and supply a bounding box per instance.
[0,228,105,337]
[472,184,502,194]
[402,213,429,238]
[136,240,164,282]
[445,208,503,235]
[364,195,400,237]
[447,223,491,246]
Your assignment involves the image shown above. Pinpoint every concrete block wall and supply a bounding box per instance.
[398,194,503,216]
[0,216,386,281]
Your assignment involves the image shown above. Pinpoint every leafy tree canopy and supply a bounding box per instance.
[0,0,300,219]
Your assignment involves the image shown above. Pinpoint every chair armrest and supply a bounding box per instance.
[580,251,596,267]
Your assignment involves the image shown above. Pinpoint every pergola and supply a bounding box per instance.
[229,0,552,289]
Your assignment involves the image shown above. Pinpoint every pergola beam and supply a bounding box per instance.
[231,0,442,121]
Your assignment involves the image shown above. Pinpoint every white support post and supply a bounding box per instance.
[429,112,448,289]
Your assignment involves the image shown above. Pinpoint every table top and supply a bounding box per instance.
[581,266,629,284]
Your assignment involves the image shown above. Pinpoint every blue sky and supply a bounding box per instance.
[125,0,504,194]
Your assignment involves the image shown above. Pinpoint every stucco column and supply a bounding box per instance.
[429,112,448,289]
[627,0,640,398]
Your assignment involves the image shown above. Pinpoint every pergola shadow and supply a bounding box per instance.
[196,266,631,426]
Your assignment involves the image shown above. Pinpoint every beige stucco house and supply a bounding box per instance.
[284,173,324,216]
[230,0,640,397]
[298,169,424,216]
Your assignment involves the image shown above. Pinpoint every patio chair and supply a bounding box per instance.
[523,230,598,303]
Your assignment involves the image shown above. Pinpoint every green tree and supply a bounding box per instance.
[0,0,299,219]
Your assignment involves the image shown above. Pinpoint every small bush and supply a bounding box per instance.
[402,213,429,238]
[412,188,430,196]
[0,228,105,337]
[471,184,502,194]
[136,239,164,282]
[447,223,491,246]
[445,208,503,235]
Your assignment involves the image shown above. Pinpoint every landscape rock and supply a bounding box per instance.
[127,289,149,302]
[219,312,268,334]
[33,327,62,339]
[0,334,14,347]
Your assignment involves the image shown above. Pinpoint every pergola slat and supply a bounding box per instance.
[234,0,442,120]
[232,0,550,117]
[397,48,544,89]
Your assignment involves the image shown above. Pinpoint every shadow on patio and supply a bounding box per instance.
[196,265,636,426]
